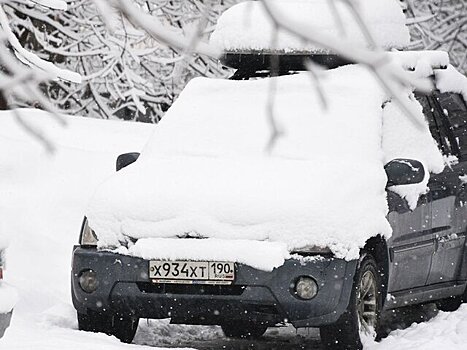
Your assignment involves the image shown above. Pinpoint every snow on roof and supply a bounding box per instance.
[435,64,467,102]
[210,0,410,53]
[389,50,449,72]
[86,62,445,266]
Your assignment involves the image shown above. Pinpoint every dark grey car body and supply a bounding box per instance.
[71,90,467,330]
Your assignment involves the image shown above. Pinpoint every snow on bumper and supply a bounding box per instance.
[111,237,290,272]
[71,246,357,327]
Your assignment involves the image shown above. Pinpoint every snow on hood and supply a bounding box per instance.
[210,0,410,53]
[86,63,445,268]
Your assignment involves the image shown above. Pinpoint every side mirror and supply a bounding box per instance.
[385,159,425,187]
[116,152,140,171]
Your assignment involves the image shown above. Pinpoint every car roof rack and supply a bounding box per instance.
[221,51,449,80]
[221,52,352,79]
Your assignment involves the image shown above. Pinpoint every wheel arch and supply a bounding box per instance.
[456,225,467,282]
[363,235,389,307]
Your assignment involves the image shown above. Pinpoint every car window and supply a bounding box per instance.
[415,93,444,152]
[435,92,467,160]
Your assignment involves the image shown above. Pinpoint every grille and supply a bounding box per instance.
[137,282,246,296]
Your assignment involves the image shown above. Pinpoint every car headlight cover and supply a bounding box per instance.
[80,218,98,246]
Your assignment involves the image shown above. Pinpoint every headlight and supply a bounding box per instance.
[291,245,332,255]
[79,217,98,247]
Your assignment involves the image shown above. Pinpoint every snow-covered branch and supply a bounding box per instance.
[5,0,235,121]
[405,0,467,74]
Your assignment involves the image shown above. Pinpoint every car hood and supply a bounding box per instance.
[87,154,391,261]
[86,64,444,262]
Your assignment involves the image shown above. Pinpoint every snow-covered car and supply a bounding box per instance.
[0,249,14,338]
[71,50,467,349]
[71,1,467,349]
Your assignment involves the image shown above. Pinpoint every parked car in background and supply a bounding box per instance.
[0,248,14,338]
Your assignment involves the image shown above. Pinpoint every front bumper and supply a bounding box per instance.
[71,246,357,328]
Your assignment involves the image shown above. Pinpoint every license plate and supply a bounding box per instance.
[149,261,235,285]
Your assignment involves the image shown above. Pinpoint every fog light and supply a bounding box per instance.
[294,276,318,300]
[79,270,98,293]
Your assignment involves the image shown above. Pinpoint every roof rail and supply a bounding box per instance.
[221,52,352,71]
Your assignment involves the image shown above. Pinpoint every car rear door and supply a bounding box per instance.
[426,92,467,285]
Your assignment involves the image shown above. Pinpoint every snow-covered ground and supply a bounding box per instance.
[0,109,467,349]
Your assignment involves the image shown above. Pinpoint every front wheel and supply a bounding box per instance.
[320,253,382,350]
[221,321,267,338]
[78,311,139,343]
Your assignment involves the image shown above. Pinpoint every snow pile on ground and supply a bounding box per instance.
[0,283,17,314]
[210,0,410,53]
[0,237,8,252]
[86,63,444,264]
[0,110,156,348]
[369,305,467,350]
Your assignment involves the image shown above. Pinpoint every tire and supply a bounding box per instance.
[436,296,463,312]
[320,253,382,350]
[78,311,139,343]
[221,321,268,339]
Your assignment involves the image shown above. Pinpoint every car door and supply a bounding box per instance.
[385,93,452,292]
[386,94,445,293]
[426,92,467,285]
[387,191,434,292]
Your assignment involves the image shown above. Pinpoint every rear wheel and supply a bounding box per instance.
[436,281,467,312]
[320,253,382,350]
[78,311,139,343]
[221,321,267,339]
[436,296,463,312]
